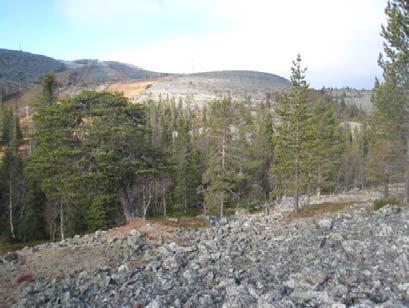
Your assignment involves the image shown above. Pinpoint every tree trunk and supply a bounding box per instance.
[9,179,15,239]
[52,225,56,242]
[162,182,167,217]
[294,114,300,213]
[264,193,269,216]
[383,178,389,198]
[220,193,224,218]
[60,199,64,241]
[155,180,159,216]
[184,189,187,214]
[307,182,311,206]
[143,180,153,220]
[203,200,207,217]
[405,132,409,205]
[119,184,135,223]
[142,184,146,220]
[220,125,227,218]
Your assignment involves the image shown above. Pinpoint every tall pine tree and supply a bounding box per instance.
[378,0,409,203]
[273,55,316,212]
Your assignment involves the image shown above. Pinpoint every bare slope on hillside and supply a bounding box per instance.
[63,60,167,87]
[137,70,291,105]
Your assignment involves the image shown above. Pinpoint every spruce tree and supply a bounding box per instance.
[41,73,58,106]
[0,108,24,239]
[378,0,409,203]
[28,90,168,236]
[173,114,201,213]
[312,100,344,195]
[202,97,241,217]
[273,55,316,212]
[369,75,405,197]
[248,101,274,212]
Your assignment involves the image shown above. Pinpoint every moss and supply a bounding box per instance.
[373,198,401,211]
[166,207,203,218]
[0,239,48,256]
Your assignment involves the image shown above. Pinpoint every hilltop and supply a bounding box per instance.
[0,49,65,90]
[0,49,292,107]
[136,70,291,105]
[1,49,373,111]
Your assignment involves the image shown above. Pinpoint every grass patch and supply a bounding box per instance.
[290,202,357,219]
[0,239,48,256]
[164,206,237,218]
[248,206,270,215]
[165,207,203,218]
[149,217,208,230]
[373,198,401,211]
[205,207,237,217]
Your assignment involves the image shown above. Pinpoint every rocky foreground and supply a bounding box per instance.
[1,194,409,307]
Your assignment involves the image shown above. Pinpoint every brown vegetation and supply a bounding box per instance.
[16,273,35,285]
[107,78,164,99]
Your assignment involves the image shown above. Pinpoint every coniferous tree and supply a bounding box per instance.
[248,101,275,212]
[378,0,409,203]
[273,55,316,212]
[312,100,345,195]
[41,73,58,107]
[173,114,201,213]
[369,75,406,197]
[27,100,81,240]
[0,108,24,239]
[203,97,242,217]
[17,178,47,241]
[27,91,168,238]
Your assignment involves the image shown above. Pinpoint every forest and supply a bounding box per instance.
[0,1,408,245]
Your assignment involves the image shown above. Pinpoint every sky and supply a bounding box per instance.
[0,0,388,88]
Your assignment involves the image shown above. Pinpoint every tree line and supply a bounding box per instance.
[0,60,376,243]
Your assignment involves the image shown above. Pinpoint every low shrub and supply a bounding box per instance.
[373,198,401,211]
[16,273,35,285]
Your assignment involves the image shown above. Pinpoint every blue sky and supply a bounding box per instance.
[1,0,387,88]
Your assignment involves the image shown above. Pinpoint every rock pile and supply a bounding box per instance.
[6,203,409,307]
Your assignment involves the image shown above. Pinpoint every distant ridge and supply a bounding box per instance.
[0,48,65,88]
[0,49,167,91]
[0,48,296,107]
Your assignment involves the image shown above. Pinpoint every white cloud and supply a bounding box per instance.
[54,0,161,24]
[56,0,387,88]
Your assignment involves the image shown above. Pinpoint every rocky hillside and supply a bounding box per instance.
[1,49,292,108]
[2,191,409,307]
[138,70,291,106]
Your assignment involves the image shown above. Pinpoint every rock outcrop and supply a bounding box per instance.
[2,199,408,307]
